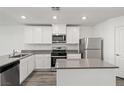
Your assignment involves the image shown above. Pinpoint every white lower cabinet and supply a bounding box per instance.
[20,59,28,84]
[20,55,35,84]
[67,54,81,59]
[35,54,51,69]
[27,55,35,76]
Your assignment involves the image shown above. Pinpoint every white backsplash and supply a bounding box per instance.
[66,44,79,50]
[24,44,52,50]
[24,44,79,50]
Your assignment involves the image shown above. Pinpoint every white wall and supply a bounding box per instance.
[0,25,25,56]
[80,26,95,38]
[0,25,54,56]
[94,16,124,65]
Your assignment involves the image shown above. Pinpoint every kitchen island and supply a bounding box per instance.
[56,59,118,86]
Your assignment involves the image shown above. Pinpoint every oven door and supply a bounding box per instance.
[51,56,66,67]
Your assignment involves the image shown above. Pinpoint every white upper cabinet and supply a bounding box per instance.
[32,27,42,43]
[67,26,80,44]
[24,27,33,44]
[42,26,52,44]
[24,26,52,44]
[52,24,66,34]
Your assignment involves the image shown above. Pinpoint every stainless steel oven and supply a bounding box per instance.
[51,50,67,68]
[52,35,66,43]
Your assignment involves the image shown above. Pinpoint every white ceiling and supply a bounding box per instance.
[0,7,124,26]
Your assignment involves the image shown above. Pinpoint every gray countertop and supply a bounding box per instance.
[21,50,52,54]
[0,53,33,68]
[0,49,80,69]
[21,50,80,54]
[55,59,118,69]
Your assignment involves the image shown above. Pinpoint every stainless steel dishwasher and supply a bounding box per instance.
[0,61,19,86]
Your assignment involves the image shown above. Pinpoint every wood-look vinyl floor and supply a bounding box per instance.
[22,71,56,86]
[22,71,124,86]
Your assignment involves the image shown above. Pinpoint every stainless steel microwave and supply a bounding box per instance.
[52,35,66,43]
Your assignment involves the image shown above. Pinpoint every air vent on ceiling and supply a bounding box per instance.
[51,7,60,11]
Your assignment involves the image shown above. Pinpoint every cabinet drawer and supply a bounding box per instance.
[67,54,81,59]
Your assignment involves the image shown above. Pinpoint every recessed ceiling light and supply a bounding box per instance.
[82,16,87,20]
[21,16,26,19]
[53,16,57,19]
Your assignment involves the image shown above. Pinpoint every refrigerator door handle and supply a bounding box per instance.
[85,38,88,49]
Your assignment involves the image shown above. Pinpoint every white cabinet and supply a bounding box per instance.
[67,26,80,44]
[35,54,51,69]
[20,58,28,84]
[42,26,52,44]
[20,55,35,84]
[24,27,33,44]
[24,26,52,44]
[52,24,66,34]
[32,27,42,43]
[27,55,35,76]
[67,54,81,59]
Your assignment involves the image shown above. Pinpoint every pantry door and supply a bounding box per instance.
[115,26,124,78]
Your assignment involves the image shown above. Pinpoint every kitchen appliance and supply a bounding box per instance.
[0,61,19,86]
[52,34,66,43]
[51,47,67,70]
[79,38,103,59]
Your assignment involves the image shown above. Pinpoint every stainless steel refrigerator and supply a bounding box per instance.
[79,38,103,59]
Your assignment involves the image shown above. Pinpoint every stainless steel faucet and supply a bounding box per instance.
[12,49,17,56]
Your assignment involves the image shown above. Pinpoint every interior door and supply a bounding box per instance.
[115,27,124,78]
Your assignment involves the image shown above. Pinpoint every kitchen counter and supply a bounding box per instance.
[0,53,33,72]
[56,59,118,86]
[56,59,118,69]
[0,49,80,71]
[21,50,52,54]
[22,50,80,54]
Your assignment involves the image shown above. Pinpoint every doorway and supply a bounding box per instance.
[115,26,124,78]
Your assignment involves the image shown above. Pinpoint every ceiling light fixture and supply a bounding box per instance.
[53,16,57,19]
[82,16,87,20]
[21,16,26,19]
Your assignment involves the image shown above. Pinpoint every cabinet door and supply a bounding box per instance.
[32,27,42,43]
[67,26,79,44]
[35,54,51,69]
[20,59,28,84]
[24,27,33,43]
[67,54,81,59]
[52,24,66,34]
[42,26,52,44]
[42,54,51,69]
[35,55,44,69]
[27,56,35,75]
